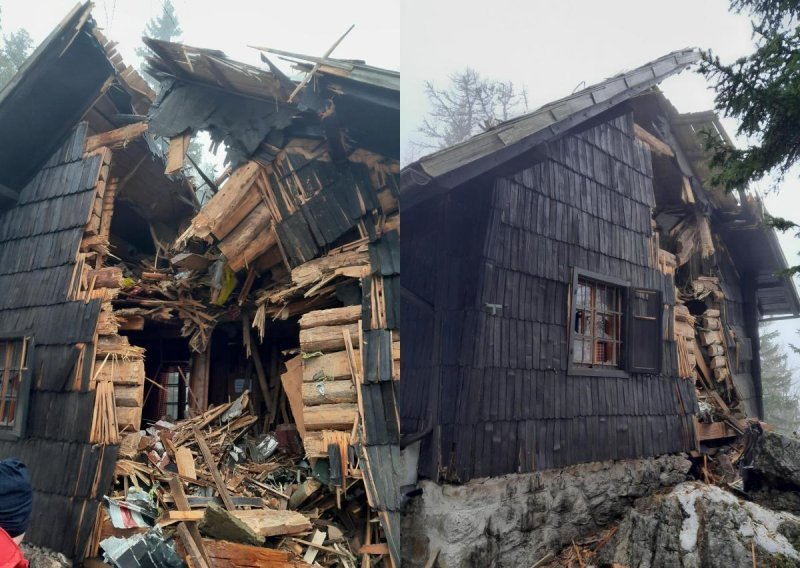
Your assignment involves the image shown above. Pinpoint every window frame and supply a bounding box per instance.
[568,268,630,378]
[0,332,34,440]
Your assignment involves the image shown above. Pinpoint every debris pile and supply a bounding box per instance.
[95,391,380,567]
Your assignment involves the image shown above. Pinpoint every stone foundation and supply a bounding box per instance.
[401,454,691,567]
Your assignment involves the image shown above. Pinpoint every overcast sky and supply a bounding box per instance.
[0,0,399,73]
[401,0,800,370]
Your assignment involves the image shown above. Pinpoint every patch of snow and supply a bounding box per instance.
[671,482,800,560]
[674,483,702,552]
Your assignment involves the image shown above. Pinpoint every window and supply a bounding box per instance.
[572,277,623,369]
[0,336,33,438]
[569,268,662,377]
[157,365,188,421]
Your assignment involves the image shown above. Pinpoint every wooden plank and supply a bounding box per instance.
[84,122,148,153]
[165,132,191,175]
[360,543,390,555]
[633,123,674,157]
[219,204,275,272]
[298,306,362,329]
[192,425,236,511]
[175,447,197,480]
[230,509,312,538]
[299,323,361,353]
[113,384,143,407]
[303,403,358,431]
[301,379,356,406]
[177,522,211,568]
[201,539,310,568]
[302,529,326,564]
[280,357,305,438]
[695,420,737,441]
[168,476,213,568]
[191,161,262,241]
[115,406,141,431]
[302,350,354,382]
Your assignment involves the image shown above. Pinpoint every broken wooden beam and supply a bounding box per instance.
[192,425,236,511]
[84,122,148,153]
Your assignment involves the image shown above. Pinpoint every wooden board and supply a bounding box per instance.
[191,161,262,241]
[232,509,312,538]
[165,132,191,175]
[299,324,361,353]
[280,357,305,439]
[696,420,738,441]
[298,306,362,329]
[94,358,145,386]
[303,403,358,431]
[116,406,142,431]
[302,350,356,382]
[202,539,311,568]
[175,446,197,480]
[301,380,356,406]
[84,122,148,153]
[113,384,143,407]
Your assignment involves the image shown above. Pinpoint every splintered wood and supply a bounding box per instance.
[102,393,365,567]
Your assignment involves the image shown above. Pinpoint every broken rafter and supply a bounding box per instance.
[84,122,148,153]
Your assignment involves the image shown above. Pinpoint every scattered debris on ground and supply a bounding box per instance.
[94,391,372,567]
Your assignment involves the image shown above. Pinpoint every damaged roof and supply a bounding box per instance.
[401,48,700,208]
[0,3,114,195]
[144,39,399,167]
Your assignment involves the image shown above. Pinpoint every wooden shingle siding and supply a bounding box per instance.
[402,110,699,482]
[0,124,118,557]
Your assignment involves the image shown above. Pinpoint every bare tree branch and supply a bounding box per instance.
[414,68,529,152]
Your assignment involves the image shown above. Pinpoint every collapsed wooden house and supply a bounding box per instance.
[400,49,800,484]
[0,3,400,566]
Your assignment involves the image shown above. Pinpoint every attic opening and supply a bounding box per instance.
[108,200,157,258]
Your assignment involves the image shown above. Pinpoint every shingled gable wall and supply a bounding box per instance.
[402,108,699,483]
[0,124,118,558]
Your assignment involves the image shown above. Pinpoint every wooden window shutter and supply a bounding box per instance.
[626,288,662,373]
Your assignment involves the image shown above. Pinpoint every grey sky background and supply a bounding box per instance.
[1,1,399,74]
[401,0,800,371]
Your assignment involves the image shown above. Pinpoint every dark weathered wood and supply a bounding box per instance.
[192,425,236,511]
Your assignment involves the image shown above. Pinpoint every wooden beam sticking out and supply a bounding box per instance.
[695,419,739,442]
[192,425,236,511]
[165,132,192,175]
[168,476,213,568]
[634,123,674,157]
[176,522,211,568]
[84,122,148,153]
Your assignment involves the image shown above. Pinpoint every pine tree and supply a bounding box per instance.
[699,1,800,273]
[760,326,800,435]
[136,1,217,195]
[135,0,182,58]
[0,9,33,89]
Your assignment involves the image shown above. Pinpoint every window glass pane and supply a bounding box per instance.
[572,275,623,370]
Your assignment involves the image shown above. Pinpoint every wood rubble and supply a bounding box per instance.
[95,389,381,567]
[0,4,399,565]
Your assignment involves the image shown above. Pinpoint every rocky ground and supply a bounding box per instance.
[549,425,800,567]
[403,425,800,567]
[597,482,800,567]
